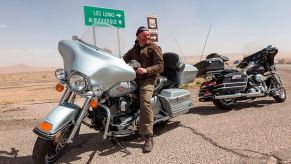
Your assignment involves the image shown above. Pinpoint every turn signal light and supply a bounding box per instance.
[90,99,99,108]
[56,83,64,92]
[38,121,53,132]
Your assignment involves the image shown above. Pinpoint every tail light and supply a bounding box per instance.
[211,81,217,86]
[205,90,210,94]
[204,81,210,86]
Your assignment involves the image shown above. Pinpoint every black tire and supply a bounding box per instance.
[273,88,286,103]
[213,99,236,110]
[32,125,79,164]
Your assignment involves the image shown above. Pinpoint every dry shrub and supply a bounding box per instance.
[181,77,205,89]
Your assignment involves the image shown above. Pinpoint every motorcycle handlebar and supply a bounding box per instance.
[263,47,278,55]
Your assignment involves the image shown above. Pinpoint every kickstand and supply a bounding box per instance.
[112,137,131,156]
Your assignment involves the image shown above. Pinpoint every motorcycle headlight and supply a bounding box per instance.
[92,85,103,96]
[55,69,67,81]
[69,73,87,92]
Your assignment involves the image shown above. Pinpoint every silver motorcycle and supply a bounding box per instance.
[32,34,198,163]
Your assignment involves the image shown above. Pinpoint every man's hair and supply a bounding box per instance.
[136,26,148,36]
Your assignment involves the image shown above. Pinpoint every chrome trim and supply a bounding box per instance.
[214,91,265,99]
[59,88,73,105]
[68,71,89,93]
[55,68,67,81]
[67,96,92,143]
[244,92,265,98]
[215,93,242,99]
[205,70,223,75]
[213,86,247,92]
[214,82,247,92]
[99,104,111,140]
[216,82,247,86]
[33,123,72,140]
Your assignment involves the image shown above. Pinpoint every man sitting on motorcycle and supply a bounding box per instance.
[123,26,164,153]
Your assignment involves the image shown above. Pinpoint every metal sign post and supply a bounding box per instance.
[117,29,121,58]
[93,26,96,46]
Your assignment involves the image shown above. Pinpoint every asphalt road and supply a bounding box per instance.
[0,65,290,164]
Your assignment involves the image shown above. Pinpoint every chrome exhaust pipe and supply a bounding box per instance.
[215,93,242,99]
[242,92,265,98]
[215,92,265,99]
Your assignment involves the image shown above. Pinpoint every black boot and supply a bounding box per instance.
[143,134,154,153]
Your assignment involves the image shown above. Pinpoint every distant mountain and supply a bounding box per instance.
[0,64,56,74]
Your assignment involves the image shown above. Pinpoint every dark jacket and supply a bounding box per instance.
[123,42,164,83]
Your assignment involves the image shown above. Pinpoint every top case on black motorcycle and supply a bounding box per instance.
[214,72,248,93]
[195,58,224,77]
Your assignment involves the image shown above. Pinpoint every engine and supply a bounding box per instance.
[118,95,139,114]
[254,74,265,83]
[247,74,267,93]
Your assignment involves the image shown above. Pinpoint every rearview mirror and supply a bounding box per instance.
[266,45,272,50]
[234,60,240,64]
[72,35,79,40]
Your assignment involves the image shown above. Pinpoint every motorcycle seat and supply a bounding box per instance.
[206,53,229,62]
[161,52,185,83]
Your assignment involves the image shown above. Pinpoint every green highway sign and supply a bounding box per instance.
[84,6,125,28]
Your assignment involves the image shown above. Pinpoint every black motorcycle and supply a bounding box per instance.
[195,45,286,110]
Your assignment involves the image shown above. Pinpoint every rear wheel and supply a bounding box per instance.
[213,98,236,110]
[32,125,79,164]
[273,88,286,103]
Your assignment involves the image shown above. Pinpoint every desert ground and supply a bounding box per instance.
[0,63,291,163]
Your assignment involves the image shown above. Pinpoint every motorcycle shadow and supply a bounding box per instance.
[58,121,181,163]
[0,148,33,164]
[234,99,276,110]
[188,99,276,115]
[187,105,229,115]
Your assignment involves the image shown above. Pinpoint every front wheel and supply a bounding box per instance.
[213,99,236,110]
[32,125,79,164]
[273,88,286,103]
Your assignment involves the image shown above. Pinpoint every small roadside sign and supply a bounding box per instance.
[147,14,158,42]
[84,6,125,28]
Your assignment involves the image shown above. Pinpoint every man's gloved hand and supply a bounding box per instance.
[128,60,141,69]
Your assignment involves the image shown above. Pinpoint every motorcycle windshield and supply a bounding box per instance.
[58,27,136,91]
[238,47,278,69]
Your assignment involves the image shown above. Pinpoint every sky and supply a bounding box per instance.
[1,0,291,67]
